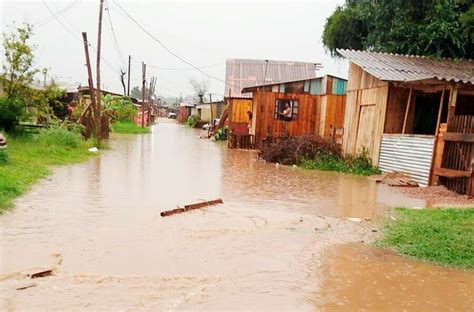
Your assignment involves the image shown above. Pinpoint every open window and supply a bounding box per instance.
[274,99,298,121]
[384,86,449,135]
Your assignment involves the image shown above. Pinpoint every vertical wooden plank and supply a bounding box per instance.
[402,87,413,134]
[372,85,389,165]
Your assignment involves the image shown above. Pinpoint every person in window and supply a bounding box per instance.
[279,102,292,121]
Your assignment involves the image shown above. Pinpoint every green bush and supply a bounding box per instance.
[214,127,228,141]
[185,115,199,128]
[103,95,137,123]
[0,96,24,132]
[348,148,381,175]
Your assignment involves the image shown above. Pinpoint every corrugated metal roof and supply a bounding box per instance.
[241,74,347,93]
[337,49,474,84]
[225,58,318,98]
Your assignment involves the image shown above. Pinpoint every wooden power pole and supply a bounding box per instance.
[141,62,146,128]
[127,55,131,97]
[81,32,98,127]
[95,0,105,143]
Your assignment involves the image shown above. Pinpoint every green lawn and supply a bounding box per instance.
[378,208,474,268]
[111,121,149,134]
[0,131,96,213]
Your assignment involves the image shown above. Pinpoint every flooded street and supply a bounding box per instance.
[0,120,471,310]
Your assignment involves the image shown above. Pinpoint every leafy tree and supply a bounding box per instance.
[1,23,37,98]
[130,86,141,99]
[322,0,474,59]
[130,85,153,100]
[1,23,66,130]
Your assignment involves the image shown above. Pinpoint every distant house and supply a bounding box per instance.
[241,75,347,148]
[178,102,194,123]
[224,58,319,147]
[338,49,473,194]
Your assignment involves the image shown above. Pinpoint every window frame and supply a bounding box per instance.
[274,99,299,121]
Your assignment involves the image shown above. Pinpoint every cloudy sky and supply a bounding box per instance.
[1,0,347,99]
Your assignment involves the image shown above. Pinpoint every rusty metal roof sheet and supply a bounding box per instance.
[337,49,474,84]
[225,59,319,98]
[241,74,347,93]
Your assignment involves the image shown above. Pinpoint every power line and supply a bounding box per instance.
[33,0,80,29]
[147,61,225,71]
[40,0,121,76]
[112,0,238,89]
[104,0,127,66]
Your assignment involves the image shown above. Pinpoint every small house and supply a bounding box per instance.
[338,49,473,195]
[241,75,347,148]
[178,102,194,123]
[224,58,319,147]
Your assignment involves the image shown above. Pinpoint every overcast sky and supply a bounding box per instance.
[1,0,347,99]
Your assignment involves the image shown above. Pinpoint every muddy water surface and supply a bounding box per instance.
[0,121,469,310]
[318,243,474,311]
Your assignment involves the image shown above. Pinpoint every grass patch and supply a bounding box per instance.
[0,130,96,213]
[377,208,474,268]
[300,153,381,176]
[111,121,149,134]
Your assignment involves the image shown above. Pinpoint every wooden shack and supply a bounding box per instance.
[224,58,319,148]
[241,75,347,148]
[178,103,194,123]
[338,49,474,195]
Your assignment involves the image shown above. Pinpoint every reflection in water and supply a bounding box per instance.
[318,243,474,311]
[0,121,460,310]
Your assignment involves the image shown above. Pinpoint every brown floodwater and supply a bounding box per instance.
[318,243,474,311]
[0,120,470,310]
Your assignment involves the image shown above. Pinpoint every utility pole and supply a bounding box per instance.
[148,77,153,123]
[95,0,104,143]
[42,69,47,88]
[141,62,146,128]
[127,55,131,97]
[81,32,98,126]
[209,93,213,121]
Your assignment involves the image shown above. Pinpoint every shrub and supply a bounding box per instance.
[260,135,342,166]
[0,96,24,132]
[214,127,227,141]
[185,115,199,128]
[103,95,137,123]
[260,135,380,176]
[348,148,381,175]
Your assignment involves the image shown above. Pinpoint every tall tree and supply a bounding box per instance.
[322,0,474,59]
[189,78,209,104]
[1,23,37,98]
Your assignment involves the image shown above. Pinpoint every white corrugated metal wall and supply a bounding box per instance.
[378,135,435,186]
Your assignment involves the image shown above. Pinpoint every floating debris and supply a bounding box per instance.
[16,283,37,290]
[161,199,223,217]
[30,270,53,279]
